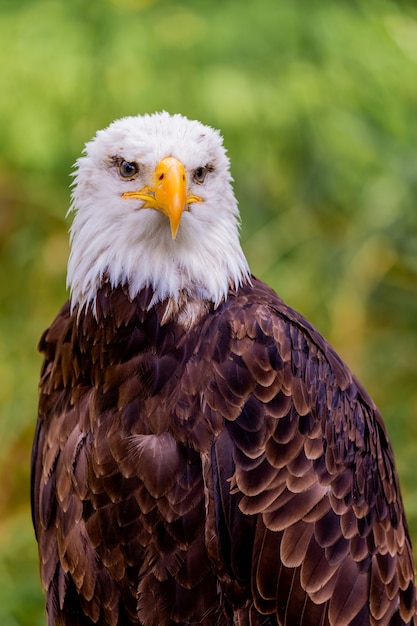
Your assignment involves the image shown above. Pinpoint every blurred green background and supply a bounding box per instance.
[1,0,417,623]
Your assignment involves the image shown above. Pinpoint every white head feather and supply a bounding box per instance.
[67,112,250,313]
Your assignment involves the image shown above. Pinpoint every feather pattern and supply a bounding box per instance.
[32,279,416,625]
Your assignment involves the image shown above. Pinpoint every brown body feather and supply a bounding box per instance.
[31,277,416,625]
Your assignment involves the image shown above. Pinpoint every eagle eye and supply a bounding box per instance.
[119,160,139,180]
[193,166,209,184]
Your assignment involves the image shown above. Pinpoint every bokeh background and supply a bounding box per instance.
[1,0,417,623]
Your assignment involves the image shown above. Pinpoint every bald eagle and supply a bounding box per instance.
[31,112,416,625]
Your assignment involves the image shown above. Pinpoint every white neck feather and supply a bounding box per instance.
[67,197,250,312]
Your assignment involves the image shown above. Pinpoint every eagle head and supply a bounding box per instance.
[67,112,250,312]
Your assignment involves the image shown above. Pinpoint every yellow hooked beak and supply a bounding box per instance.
[122,156,202,239]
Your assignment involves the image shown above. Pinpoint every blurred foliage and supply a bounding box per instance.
[1,0,417,623]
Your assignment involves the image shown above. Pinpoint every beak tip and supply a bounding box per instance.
[170,221,180,240]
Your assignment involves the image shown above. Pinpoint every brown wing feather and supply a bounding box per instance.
[205,278,416,625]
[31,278,416,625]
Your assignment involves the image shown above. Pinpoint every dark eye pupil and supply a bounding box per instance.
[194,166,207,183]
[120,160,138,178]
